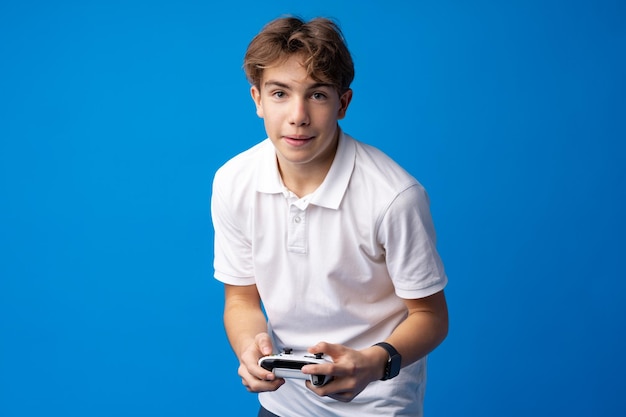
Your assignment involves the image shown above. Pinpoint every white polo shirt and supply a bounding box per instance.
[211,132,447,417]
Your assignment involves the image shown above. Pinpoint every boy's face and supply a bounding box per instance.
[251,54,352,173]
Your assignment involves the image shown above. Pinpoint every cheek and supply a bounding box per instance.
[260,105,283,126]
[261,112,280,134]
[320,107,341,126]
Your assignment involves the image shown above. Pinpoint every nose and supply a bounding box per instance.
[289,98,310,126]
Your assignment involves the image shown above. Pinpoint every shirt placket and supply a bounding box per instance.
[287,199,308,254]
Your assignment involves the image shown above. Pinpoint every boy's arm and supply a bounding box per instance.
[306,290,448,402]
[223,284,284,391]
[223,283,268,358]
[382,289,449,369]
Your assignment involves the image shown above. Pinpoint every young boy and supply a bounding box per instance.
[211,16,449,417]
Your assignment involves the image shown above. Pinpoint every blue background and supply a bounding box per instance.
[1,0,624,416]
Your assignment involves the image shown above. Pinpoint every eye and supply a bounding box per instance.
[272,90,286,99]
[311,92,327,101]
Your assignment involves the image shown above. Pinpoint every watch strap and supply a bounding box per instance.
[373,342,402,380]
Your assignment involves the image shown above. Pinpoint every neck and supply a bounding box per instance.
[277,133,340,198]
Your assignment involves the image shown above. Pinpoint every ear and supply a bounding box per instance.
[250,85,264,118]
[337,88,353,120]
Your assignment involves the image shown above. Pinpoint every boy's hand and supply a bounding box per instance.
[302,341,388,402]
[238,332,285,393]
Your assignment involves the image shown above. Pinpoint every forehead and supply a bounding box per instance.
[261,55,309,84]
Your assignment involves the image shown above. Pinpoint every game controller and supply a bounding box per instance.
[258,348,333,386]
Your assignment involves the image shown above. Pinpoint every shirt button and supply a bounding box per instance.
[294,216,301,223]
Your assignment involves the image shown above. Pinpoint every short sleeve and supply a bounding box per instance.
[378,183,447,299]
[211,168,256,286]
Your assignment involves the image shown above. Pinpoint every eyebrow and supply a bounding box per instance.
[263,80,335,91]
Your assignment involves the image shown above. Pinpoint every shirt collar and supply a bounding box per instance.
[256,139,284,195]
[309,132,355,209]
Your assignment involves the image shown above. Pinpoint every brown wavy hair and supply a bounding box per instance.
[243,16,355,95]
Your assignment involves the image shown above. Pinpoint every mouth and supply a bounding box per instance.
[283,135,314,146]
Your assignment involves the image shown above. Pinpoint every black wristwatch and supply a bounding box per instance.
[373,342,402,380]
